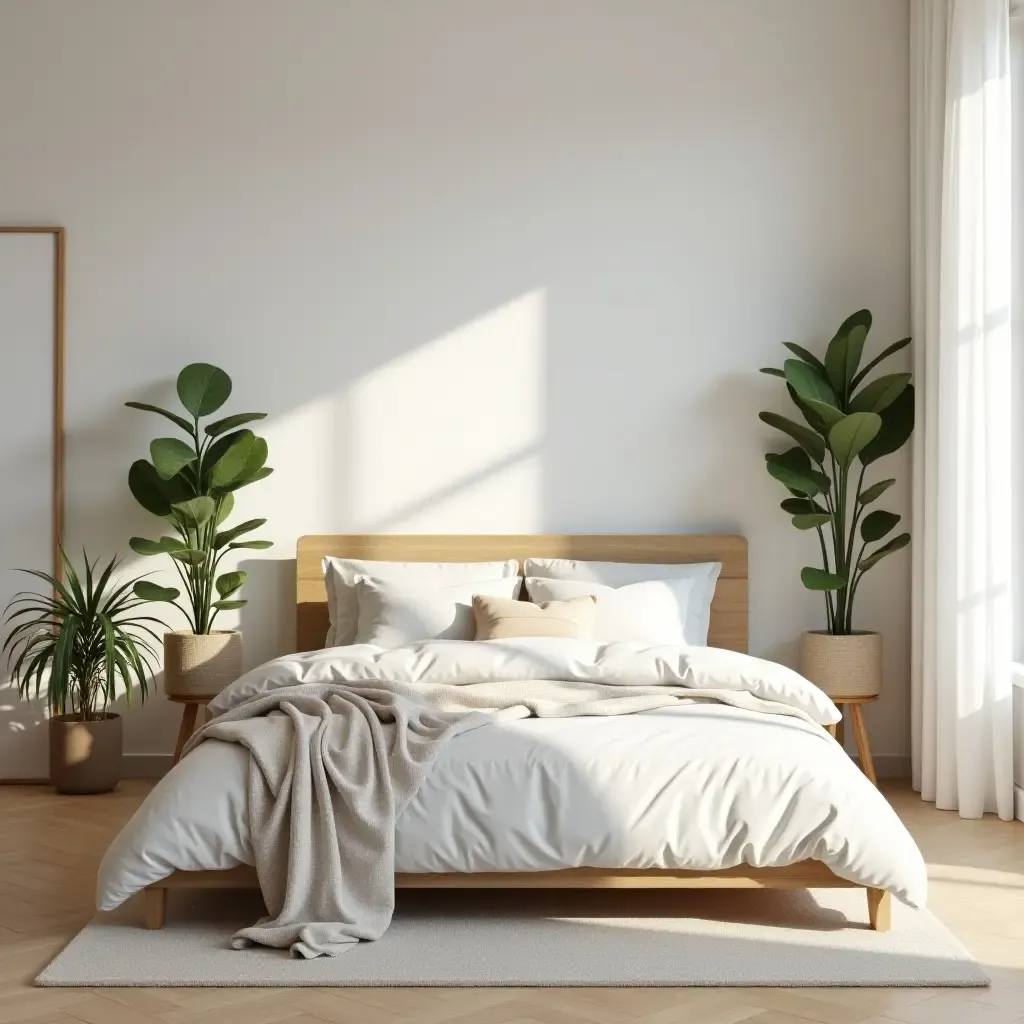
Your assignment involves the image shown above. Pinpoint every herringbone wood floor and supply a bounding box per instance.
[0,781,1022,1024]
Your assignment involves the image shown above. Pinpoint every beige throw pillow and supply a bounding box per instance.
[472,594,597,641]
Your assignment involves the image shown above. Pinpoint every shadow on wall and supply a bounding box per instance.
[71,379,186,558]
[0,684,46,778]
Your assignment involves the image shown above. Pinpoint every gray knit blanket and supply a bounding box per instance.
[181,639,837,957]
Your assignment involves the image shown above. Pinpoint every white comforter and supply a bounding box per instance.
[98,639,927,909]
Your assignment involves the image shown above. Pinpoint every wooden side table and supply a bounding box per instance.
[169,696,212,764]
[825,695,878,786]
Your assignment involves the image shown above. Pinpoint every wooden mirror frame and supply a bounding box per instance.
[0,226,65,578]
[0,227,65,784]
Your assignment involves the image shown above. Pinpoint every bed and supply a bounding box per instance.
[100,535,926,938]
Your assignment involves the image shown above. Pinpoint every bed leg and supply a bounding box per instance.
[144,886,167,930]
[867,888,891,932]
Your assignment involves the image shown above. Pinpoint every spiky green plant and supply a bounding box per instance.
[3,552,163,720]
[759,310,914,635]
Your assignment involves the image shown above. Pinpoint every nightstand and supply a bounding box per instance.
[169,695,213,764]
[826,695,878,786]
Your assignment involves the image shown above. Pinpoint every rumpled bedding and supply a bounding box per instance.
[97,638,926,957]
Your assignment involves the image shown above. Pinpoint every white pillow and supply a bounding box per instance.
[353,576,523,649]
[525,577,695,645]
[524,559,721,646]
[323,558,519,647]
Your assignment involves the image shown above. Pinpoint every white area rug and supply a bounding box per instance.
[38,888,987,988]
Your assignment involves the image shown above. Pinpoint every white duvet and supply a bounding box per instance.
[98,639,927,910]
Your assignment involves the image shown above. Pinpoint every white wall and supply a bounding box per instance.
[0,0,912,766]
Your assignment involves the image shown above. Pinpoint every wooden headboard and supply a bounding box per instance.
[296,535,748,654]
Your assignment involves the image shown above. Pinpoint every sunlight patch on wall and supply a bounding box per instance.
[254,393,348,539]
[349,290,546,532]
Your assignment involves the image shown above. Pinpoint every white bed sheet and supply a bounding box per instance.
[98,702,926,910]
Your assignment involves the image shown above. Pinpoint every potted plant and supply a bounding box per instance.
[3,552,162,794]
[126,363,273,698]
[759,310,914,698]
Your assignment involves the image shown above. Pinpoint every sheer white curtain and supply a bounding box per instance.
[910,0,1015,820]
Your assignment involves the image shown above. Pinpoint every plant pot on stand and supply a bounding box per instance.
[759,307,915,789]
[125,363,275,759]
[163,630,243,761]
[801,630,882,783]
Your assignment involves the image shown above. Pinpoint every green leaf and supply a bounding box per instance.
[824,312,871,397]
[767,445,809,474]
[170,548,206,567]
[823,331,850,397]
[804,398,846,428]
[128,536,186,556]
[133,581,180,602]
[859,383,915,465]
[828,412,882,467]
[858,532,910,572]
[786,385,831,437]
[833,309,872,347]
[782,343,827,376]
[171,496,216,527]
[848,372,911,414]
[215,571,247,598]
[159,470,195,506]
[227,539,274,550]
[801,567,848,591]
[844,323,869,383]
[215,465,273,495]
[128,460,172,516]
[765,448,829,497]
[760,367,786,378]
[129,460,194,516]
[781,497,828,515]
[858,478,896,505]
[203,429,252,481]
[792,512,832,530]
[860,509,901,543]
[244,466,273,484]
[759,411,826,464]
[828,323,868,398]
[209,433,268,489]
[783,359,839,409]
[851,337,911,391]
[150,437,198,480]
[214,519,267,549]
[125,401,194,435]
[204,411,267,437]
[213,599,247,610]
[176,363,232,417]
[216,492,234,525]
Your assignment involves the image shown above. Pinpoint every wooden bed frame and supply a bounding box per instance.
[144,534,891,932]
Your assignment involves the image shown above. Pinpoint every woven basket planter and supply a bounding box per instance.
[800,630,882,699]
[163,630,242,699]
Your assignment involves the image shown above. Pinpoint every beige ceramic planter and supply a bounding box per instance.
[163,630,242,699]
[800,630,882,699]
[49,713,122,794]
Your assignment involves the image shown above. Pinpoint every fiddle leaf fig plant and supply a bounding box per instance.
[126,363,273,633]
[760,310,914,635]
